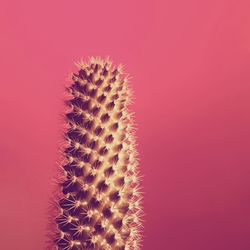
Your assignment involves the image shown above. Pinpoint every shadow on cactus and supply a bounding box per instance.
[49,57,143,250]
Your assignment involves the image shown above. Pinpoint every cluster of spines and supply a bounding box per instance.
[54,57,142,250]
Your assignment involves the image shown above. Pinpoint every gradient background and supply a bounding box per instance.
[1,0,250,249]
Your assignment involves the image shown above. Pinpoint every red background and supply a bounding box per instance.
[1,0,250,249]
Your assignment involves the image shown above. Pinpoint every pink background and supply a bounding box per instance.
[1,0,250,249]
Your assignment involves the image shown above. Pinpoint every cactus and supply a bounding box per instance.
[53,57,142,250]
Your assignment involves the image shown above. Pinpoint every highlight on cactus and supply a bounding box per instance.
[51,57,143,250]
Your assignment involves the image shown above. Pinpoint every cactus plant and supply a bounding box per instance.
[53,57,142,250]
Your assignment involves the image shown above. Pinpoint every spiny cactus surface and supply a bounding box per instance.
[54,57,142,250]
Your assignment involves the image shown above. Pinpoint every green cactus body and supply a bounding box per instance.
[54,58,142,250]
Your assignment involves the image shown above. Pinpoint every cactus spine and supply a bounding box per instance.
[54,57,142,250]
